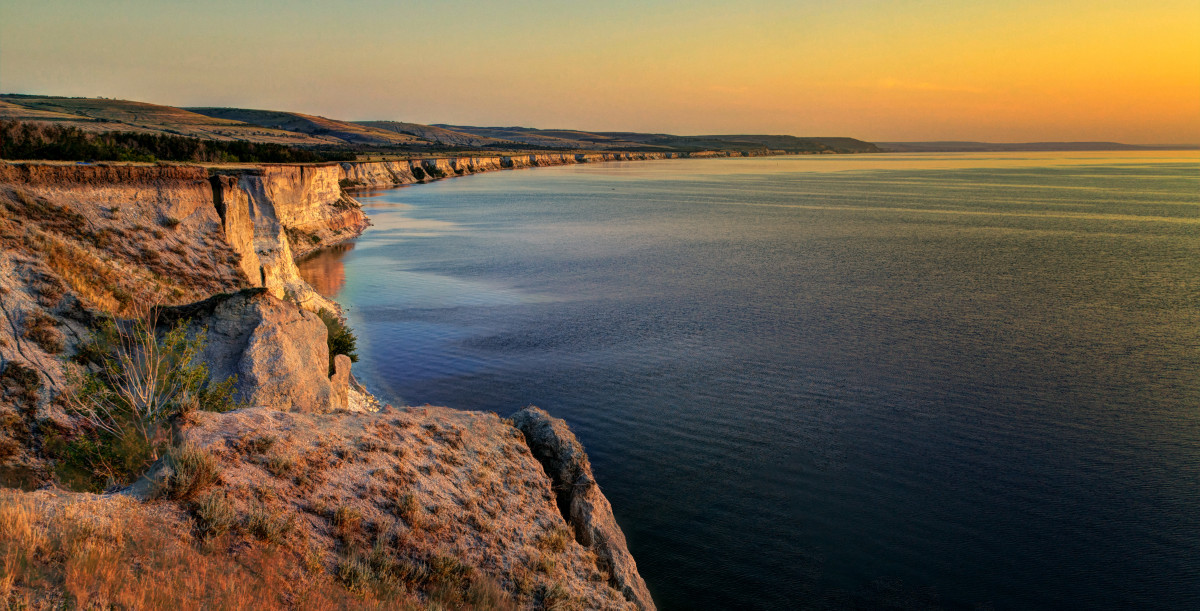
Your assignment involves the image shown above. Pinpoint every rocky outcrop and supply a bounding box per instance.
[176,405,641,610]
[0,163,216,226]
[169,289,334,413]
[512,407,655,611]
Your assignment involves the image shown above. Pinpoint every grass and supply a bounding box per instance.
[538,526,573,554]
[159,445,221,502]
[244,503,295,545]
[0,491,380,610]
[394,493,420,525]
[23,311,63,353]
[193,492,235,539]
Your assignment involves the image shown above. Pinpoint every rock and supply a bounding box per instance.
[511,407,656,611]
[169,289,333,413]
[180,405,639,609]
[330,354,351,411]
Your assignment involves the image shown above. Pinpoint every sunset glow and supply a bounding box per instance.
[2,0,1198,143]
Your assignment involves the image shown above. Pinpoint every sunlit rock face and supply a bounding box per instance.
[210,167,368,312]
[176,289,334,413]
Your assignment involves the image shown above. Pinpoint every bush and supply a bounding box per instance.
[22,311,63,353]
[56,309,241,490]
[317,309,358,375]
[0,361,40,407]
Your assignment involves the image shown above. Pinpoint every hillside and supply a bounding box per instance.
[0,95,335,145]
[355,121,510,148]
[1,94,881,158]
[186,108,425,147]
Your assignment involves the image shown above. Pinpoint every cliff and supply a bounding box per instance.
[340,151,695,188]
[0,157,656,609]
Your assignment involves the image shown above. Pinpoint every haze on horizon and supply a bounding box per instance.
[2,0,1197,145]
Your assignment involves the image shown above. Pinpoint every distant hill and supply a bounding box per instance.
[877,141,1198,152]
[354,121,509,148]
[185,108,422,146]
[1,93,882,157]
[431,125,663,150]
[0,94,336,145]
[655,134,880,154]
[434,126,881,154]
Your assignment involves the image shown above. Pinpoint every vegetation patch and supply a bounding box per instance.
[192,492,236,539]
[22,312,63,354]
[52,311,240,491]
[285,226,322,247]
[0,362,40,409]
[244,503,295,545]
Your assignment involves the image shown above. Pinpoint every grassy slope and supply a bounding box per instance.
[354,121,509,148]
[186,108,425,146]
[0,95,336,145]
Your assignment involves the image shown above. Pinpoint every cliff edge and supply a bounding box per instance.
[0,159,655,609]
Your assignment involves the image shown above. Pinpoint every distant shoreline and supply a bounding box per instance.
[877,141,1200,153]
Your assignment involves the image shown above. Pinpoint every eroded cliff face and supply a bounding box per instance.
[339,151,691,188]
[202,165,370,312]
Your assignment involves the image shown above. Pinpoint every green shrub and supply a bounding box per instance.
[55,310,241,491]
[316,309,358,375]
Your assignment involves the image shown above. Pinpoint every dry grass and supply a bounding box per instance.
[160,444,222,502]
[178,407,637,610]
[38,229,134,314]
[0,491,395,610]
[0,186,248,317]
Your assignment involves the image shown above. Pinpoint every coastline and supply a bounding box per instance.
[0,154,659,608]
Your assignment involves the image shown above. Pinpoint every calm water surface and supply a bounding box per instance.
[300,152,1200,610]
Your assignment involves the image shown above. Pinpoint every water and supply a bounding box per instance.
[299,152,1200,610]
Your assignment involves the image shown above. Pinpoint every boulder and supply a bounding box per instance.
[168,289,333,413]
[511,407,655,611]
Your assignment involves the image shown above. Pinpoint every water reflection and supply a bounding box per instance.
[297,242,354,298]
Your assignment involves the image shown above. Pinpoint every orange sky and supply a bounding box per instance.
[2,1,1197,143]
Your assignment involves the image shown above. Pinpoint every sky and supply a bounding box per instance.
[2,0,1198,143]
